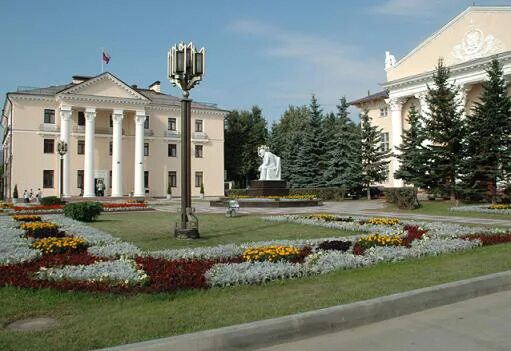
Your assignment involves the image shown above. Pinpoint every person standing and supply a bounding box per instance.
[23,190,29,203]
[36,188,42,203]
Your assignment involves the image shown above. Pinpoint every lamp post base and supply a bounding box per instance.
[174,228,200,239]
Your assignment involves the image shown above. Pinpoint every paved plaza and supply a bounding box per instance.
[149,199,511,227]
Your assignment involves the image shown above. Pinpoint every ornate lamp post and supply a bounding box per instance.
[168,42,205,239]
[57,141,68,200]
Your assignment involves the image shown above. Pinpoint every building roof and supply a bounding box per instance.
[349,90,388,106]
[11,73,226,112]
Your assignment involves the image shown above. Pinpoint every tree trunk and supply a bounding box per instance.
[367,186,371,200]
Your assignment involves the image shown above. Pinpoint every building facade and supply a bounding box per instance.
[2,72,228,199]
[352,6,511,187]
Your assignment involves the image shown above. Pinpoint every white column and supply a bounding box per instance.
[387,97,405,188]
[111,109,124,197]
[59,105,72,197]
[83,107,96,197]
[134,111,146,197]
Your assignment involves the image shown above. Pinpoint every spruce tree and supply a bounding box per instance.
[395,103,430,189]
[360,110,392,199]
[268,105,309,185]
[460,59,511,202]
[240,106,268,186]
[324,97,362,194]
[293,95,325,187]
[425,59,465,200]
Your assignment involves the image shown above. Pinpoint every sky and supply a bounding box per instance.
[1,0,510,124]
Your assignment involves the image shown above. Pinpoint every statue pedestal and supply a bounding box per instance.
[247,180,289,197]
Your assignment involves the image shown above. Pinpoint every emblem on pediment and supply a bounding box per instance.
[451,25,502,63]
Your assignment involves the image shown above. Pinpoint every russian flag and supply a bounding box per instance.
[102,51,111,64]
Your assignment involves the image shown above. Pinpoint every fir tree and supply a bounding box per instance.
[425,59,465,200]
[360,110,392,199]
[394,103,430,189]
[324,97,362,193]
[240,106,268,186]
[460,59,511,202]
[292,95,325,187]
[268,105,309,185]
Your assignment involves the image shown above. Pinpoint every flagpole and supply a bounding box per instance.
[101,48,104,73]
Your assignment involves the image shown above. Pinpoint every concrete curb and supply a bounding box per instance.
[98,270,511,351]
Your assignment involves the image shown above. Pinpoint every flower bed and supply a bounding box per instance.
[20,221,62,239]
[13,202,153,214]
[449,204,511,215]
[1,213,511,294]
[12,215,42,222]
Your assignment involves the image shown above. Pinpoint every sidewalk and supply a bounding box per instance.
[257,289,511,351]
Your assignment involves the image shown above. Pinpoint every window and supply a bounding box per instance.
[78,111,85,126]
[168,171,177,187]
[168,117,176,131]
[195,119,203,132]
[195,145,203,158]
[380,106,388,117]
[381,132,390,152]
[168,144,177,157]
[109,141,113,156]
[43,170,54,188]
[109,114,113,128]
[77,170,84,189]
[77,140,85,155]
[43,139,54,154]
[144,116,150,129]
[195,171,203,188]
[144,143,149,156]
[144,171,149,188]
[44,109,55,124]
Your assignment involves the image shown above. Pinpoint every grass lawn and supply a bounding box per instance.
[1,244,511,351]
[379,200,511,220]
[88,212,358,250]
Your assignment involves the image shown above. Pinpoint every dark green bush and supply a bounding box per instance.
[289,187,346,201]
[384,187,420,209]
[64,202,103,222]
[40,196,64,206]
[13,184,18,199]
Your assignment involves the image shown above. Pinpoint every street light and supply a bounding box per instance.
[168,42,205,239]
[57,140,68,200]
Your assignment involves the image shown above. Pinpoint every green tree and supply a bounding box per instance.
[293,95,326,187]
[224,106,268,187]
[460,59,511,202]
[360,110,392,199]
[324,97,362,193]
[268,105,309,184]
[394,103,430,189]
[425,59,465,200]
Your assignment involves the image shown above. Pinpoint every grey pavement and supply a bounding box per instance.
[150,199,511,227]
[256,289,511,351]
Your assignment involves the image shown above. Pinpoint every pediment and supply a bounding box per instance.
[387,7,511,81]
[58,73,149,100]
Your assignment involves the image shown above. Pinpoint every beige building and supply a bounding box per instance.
[2,72,228,199]
[352,6,511,187]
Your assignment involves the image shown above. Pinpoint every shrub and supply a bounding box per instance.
[289,187,341,201]
[200,183,204,194]
[226,188,248,197]
[13,184,18,199]
[63,202,103,222]
[40,196,64,206]
[167,183,172,195]
[384,188,420,209]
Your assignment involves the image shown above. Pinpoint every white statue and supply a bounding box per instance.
[385,51,396,70]
[257,145,281,181]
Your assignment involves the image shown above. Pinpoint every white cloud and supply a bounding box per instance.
[370,0,446,17]
[229,19,384,120]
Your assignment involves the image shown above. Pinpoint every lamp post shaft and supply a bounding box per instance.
[180,97,192,230]
[60,156,64,200]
